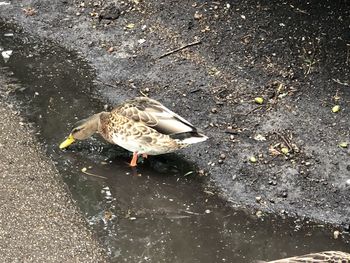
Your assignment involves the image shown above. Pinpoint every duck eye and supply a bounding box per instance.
[72,127,82,134]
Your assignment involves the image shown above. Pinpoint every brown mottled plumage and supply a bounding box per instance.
[59,97,208,166]
[260,251,350,263]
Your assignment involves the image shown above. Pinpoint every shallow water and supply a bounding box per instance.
[0,21,349,262]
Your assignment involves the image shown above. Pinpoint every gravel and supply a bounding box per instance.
[0,95,107,262]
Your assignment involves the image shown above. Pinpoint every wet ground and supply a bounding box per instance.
[1,14,350,262]
[1,0,349,226]
[0,41,106,263]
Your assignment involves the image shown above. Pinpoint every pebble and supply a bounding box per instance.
[255,196,262,202]
[256,210,263,218]
[194,12,203,19]
[211,107,218,113]
[333,230,340,239]
[249,156,257,163]
[219,153,226,160]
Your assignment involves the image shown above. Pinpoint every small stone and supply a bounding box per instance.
[346,179,350,185]
[81,167,87,172]
[219,153,226,159]
[218,159,224,164]
[255,196,262,202]
[107,47,114,53]
[254,134,266,141]
[194,12,203,19]
[282,192,288,198]
[126,23,135,29]
[333,230,340,239]
[256,210,263,218]
[211,107,218,113]
[205,209,211,214]
[249,156,257,163]
[138,39,146,44]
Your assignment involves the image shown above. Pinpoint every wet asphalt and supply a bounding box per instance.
[0,81,106,261]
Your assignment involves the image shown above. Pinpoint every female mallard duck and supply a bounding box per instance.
[59,97,208,166]
[261,251,350,262]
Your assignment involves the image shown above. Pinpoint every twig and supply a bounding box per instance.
[275,132,293,151]
[190,88,202,93]
[237,105,264,116]
[158,39,202,59]
[332,78,349,86]
[95,79,119,89]
[138,89,148,97]
[81,169,107,179]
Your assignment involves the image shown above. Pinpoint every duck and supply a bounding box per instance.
[260,251,350,263]
[59,97,208,166]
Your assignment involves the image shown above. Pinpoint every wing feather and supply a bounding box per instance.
[112,97,197,135]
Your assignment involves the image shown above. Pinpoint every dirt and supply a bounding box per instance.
[1,0,350,230]
[0,72,107,262]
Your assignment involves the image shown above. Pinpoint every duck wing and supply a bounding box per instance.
[112,97,198,135]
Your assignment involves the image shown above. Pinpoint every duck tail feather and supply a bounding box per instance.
[170,131,208,144]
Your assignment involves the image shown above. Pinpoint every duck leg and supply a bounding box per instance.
[130,152,138,167]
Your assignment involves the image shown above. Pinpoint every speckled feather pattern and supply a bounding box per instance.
[63,97,207,156]
[98,111,182,155]
[95,97,205,155]
[266,251,350,263]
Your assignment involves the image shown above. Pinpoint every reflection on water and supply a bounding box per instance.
[0,21,349,263]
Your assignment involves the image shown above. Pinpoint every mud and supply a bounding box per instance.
[1,0,349,232]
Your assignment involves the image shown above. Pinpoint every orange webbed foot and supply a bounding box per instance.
[129,152,138,167]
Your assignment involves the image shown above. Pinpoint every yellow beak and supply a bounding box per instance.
[59,134,76,149]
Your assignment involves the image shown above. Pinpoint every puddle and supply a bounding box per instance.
[1,21,349,262]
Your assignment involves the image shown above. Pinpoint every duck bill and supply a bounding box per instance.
[59,134,75,149]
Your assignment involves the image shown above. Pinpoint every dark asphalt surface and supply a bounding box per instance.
[0,76,106,262]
